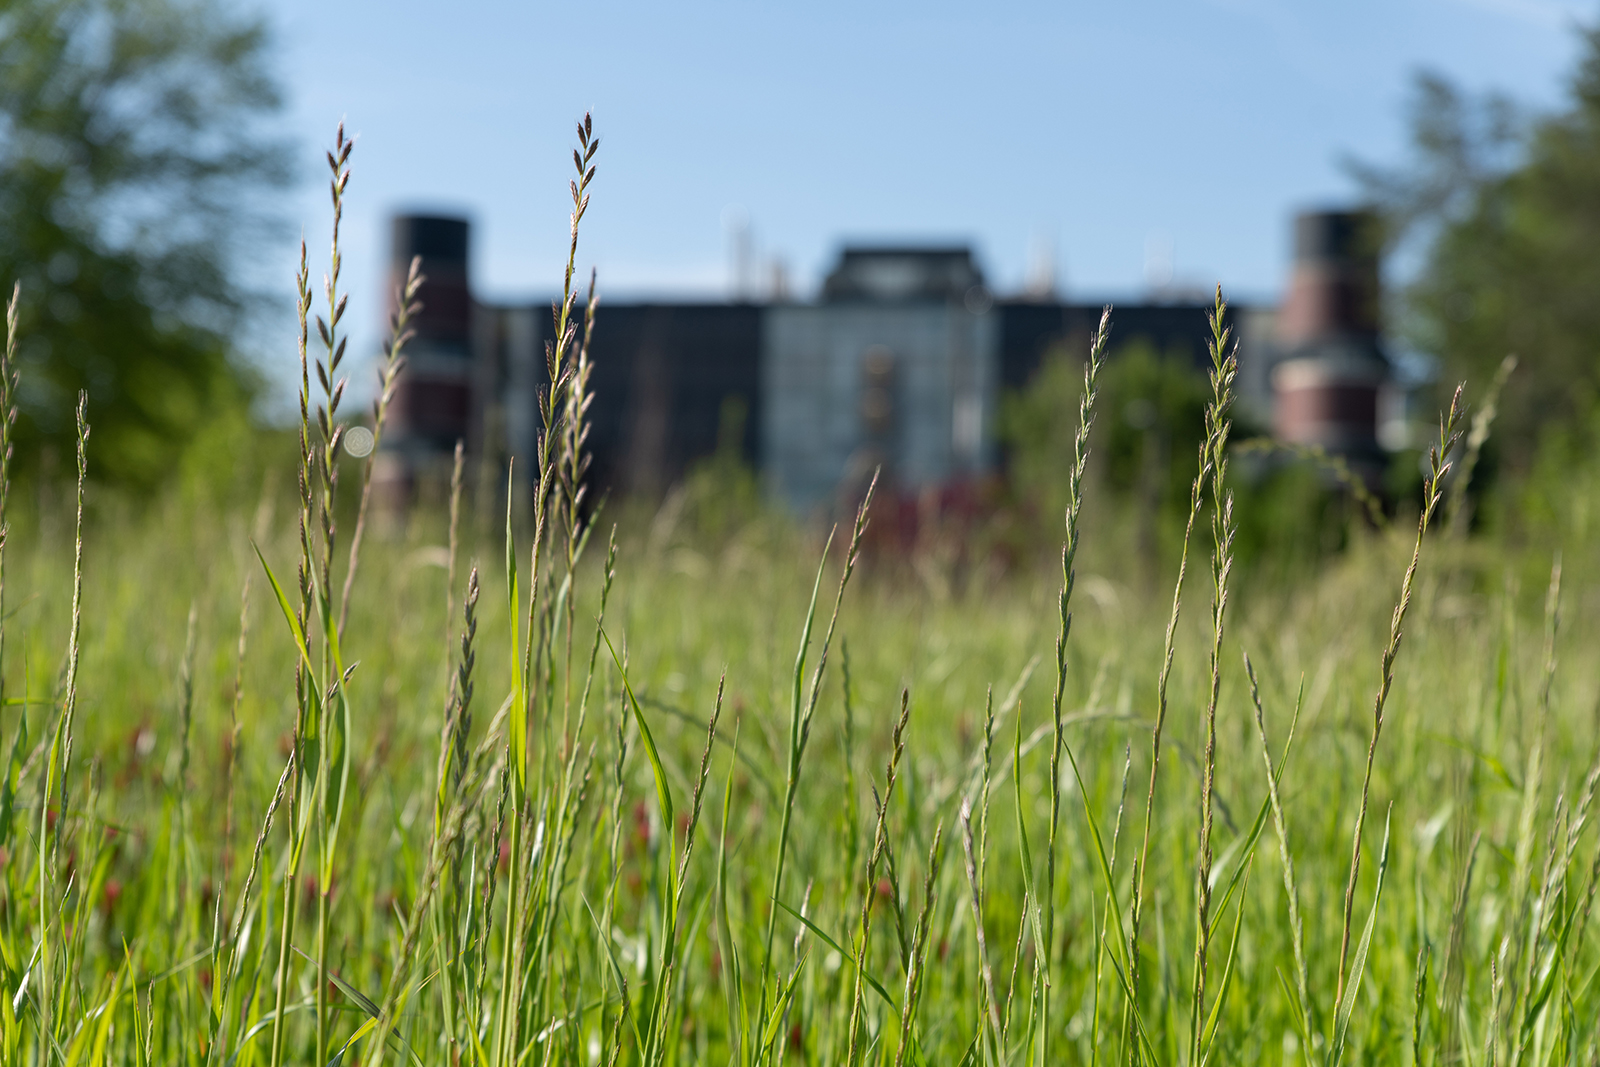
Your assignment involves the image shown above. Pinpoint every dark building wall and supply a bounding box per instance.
[998,300,1237,391]
[391,216,473,350]
[587,304,763,495]
[486,297,1242,503]
[997,303,1075,391]
[387,216,476,456]
[499,302,765,499]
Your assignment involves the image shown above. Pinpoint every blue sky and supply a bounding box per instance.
[259,0,1594,380]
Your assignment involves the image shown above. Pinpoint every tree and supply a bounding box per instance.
[1003,339,1214,570]
[0,0,288,487]
[1003,339,1348,576]
[1355,35,1600,470]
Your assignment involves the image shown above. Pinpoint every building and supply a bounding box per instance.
[763,248,998,511]
[1269,210,1391,480]
[377,210,1385,513]
[380,216,476,491]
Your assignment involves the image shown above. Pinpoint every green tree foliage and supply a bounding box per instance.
[677,396,764,543]
[1004,339,1211,565]
[1006,341,1204,502]
[1356,37,1600,470]
[0,0,288,487]
[1004,338,1350,576]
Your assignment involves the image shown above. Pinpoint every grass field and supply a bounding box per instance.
[2,121,1599,1067]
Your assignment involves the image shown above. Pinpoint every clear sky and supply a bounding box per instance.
[257,0,1595,385]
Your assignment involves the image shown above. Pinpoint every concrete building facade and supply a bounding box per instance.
[763,249,998,511]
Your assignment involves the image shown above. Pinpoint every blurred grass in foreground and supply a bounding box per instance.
[2,401,1597,1065]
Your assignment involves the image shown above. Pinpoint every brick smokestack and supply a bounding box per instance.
[380,215,475,492]
[1271,210,1388,464]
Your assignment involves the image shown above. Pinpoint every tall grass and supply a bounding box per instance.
[0,117,1597,1067]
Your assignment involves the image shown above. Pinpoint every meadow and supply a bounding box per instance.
[1,120,1598,1067]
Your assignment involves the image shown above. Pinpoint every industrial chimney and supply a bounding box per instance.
[1271,210,1388,471]
[379,215,476,494]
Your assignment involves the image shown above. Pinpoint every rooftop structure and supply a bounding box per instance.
[821,247,988,305]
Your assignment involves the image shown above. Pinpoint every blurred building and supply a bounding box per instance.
[377,210,1386,513]
[764,248,997,510]
[1269,210,1391,479]
[380,216,476,496]
[476,301,763,499]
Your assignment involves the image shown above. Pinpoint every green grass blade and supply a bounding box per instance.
[251,542,318,689]
[506,465,526,801]
[582,897,647,1058]
[1331,807,1393,1066]
[1057,734,1161,1065]
[0,704,26,849]
[601,628,676,847]
[758,950,811,1059]
[1199,856,1254,1065]
[773,899,899,1012]
[1011,717,1045,969]
[325,1017,379,1067]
